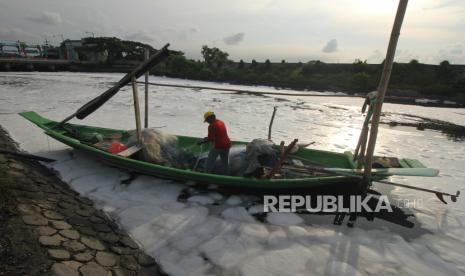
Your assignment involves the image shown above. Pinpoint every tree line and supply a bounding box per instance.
[152,46,465,102]
[69,38,465,102]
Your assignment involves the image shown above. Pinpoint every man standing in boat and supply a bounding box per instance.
[198,111,231,175]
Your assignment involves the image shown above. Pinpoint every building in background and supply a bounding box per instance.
[0,40,21,58]
[61,39,108,63]
[41,43,60,59]
[23,45,42,58]
[61,40,83,61]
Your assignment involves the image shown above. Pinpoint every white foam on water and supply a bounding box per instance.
[188,195,216,205]
[1,72,465,275]
[267,212,304,226]
[225,195,242,205]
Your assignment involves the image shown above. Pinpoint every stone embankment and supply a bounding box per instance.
[0,126,162,276]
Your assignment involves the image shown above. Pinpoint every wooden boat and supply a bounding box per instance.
[20,111,436,190]
[18,10,459,204]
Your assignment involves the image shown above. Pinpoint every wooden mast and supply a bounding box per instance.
[57,44,170,126]
[362,0,409,189]
[131,76,142,144]
[268,106,277,140]
[144,48,149,128]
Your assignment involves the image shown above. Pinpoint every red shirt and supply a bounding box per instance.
[208,119,231,149]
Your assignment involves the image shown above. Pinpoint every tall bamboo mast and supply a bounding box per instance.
[362,0,409,189]
[132,77,142,144]
[144,48,150,128]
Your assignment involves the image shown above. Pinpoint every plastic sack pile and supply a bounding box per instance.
[199,139,278,176]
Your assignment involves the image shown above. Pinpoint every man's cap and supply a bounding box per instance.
[203,111,215,122]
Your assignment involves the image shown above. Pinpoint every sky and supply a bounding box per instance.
[0,0,464,64]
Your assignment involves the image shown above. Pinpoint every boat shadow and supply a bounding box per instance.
[62,148,431,239]
[179,181,433,239]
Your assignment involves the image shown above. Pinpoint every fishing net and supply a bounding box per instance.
[80,125,280,176]
[127,129,192,168]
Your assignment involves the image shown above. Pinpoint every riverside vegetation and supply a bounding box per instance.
[75,37,465,103]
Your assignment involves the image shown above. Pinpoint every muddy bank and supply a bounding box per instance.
[381,112,465,141]
[0,125,163,275]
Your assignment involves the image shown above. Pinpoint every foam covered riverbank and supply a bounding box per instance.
[1,72,465,275]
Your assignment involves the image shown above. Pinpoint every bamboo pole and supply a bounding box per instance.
[354,104,373,165]
[266,139,298,179]
[132,76,142,144]
[362,0,409,189]
[354,126,368,160]
[358,128,369,164]
[57,44,170,126]
[268,106,278,140]
[144,48,149,128]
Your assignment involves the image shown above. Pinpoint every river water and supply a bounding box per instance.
[1,72,464,275]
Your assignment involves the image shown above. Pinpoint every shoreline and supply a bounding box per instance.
[0,125,163,275]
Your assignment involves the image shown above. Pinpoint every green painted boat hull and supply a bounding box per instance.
[19,111,428,189]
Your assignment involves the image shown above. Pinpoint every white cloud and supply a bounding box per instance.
[223,33,245,45]
[322,39,338,53]
[26,11,62,25]
[0,0,464,63]
[424,0,463,10]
